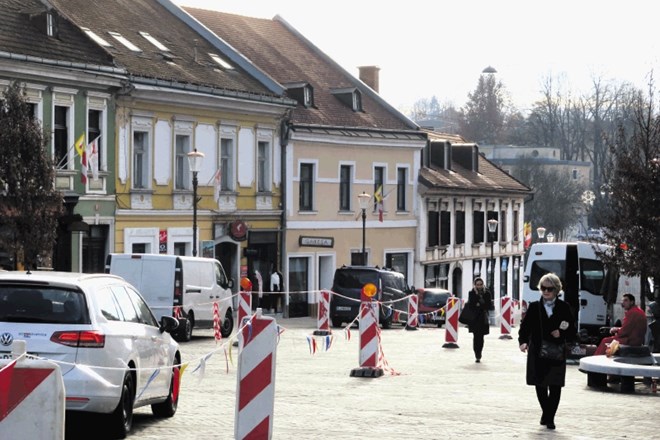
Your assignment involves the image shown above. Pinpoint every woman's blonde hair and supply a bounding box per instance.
[537,272,562,295]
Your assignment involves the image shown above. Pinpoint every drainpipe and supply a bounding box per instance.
[279,114,292,318]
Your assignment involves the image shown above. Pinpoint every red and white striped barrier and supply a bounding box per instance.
[350,293,383,377]
[406,293,419,330]
[442,297,460,348]
[235,309,277,440]
[233,290,254,348]
[0,341,65,439]
[314,290,332,336]
[499,296,513,339]
[213,301,222,342]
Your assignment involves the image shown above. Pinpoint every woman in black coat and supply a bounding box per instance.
[466,277,492,362]
[518,272,576,430]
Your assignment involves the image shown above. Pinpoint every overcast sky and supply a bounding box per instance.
[175,0,660,113]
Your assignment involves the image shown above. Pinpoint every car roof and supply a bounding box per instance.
[0,271,125,288]
[336,266,404,275]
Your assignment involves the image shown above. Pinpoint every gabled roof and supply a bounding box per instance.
[0,0,115,68]
[420,130,532,196]
[183,7,422,134]
[40,0,289,102]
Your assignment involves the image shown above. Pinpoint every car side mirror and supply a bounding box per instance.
[227,278,234,289]
[160,315,179,334]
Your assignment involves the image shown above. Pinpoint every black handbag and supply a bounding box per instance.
[539,340,566,361]
[537,303,565,361]
[459,304,477,325]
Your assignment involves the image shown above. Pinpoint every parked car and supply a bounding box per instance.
[0,271,182,439]
[330,266,411,329]
[106,253,235,342]
[417,288,451,327]
[576,228,606,242]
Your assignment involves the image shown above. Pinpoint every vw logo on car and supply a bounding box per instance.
[0,332,13,346]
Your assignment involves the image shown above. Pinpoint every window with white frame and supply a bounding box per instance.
[257,140,270,192]
[397,167,406,211]
[220,137,234,191]
[175,134,191,190]
[339,165,352,211]
[133,130,150,189]
[87,109,102,175]
[299,163,314,211]
[374,166,384,211]
[53,105,70,168]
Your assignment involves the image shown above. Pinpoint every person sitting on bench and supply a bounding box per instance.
[595,293,647,356]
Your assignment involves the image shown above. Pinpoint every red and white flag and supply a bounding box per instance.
[213,168,222,201]
[88,135,101,181]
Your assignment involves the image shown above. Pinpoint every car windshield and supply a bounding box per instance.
[0,285,89,324]
[334,270,378,289]
[421,291,449,307]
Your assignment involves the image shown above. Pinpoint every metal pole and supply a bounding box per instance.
[490,233,494,293]
[192,171,198,257]
[361,208,366,265]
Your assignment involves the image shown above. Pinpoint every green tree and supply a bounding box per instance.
[598,82,660,301]
[0,82,62,270]
[459,73,507,144]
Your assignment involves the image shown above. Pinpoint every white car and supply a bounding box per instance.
[0,271,182,438]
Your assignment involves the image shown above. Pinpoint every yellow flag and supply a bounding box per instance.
[74,134,86,157]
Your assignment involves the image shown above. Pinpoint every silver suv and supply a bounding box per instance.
[0,271,182,439]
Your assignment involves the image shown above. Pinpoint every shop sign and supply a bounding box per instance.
[299,236,334,248]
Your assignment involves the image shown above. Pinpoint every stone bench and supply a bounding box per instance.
[579,352,660,393]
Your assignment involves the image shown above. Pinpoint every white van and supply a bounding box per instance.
[105,254,235,341]
[523,242,639,340]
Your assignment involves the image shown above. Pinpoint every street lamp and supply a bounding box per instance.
[546,232,555,243]
[357,191,371,265]
[487,219,499,295]
[187,148,205,257]
[536,227,546,242]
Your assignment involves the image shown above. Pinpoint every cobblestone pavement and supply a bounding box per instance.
[69,315,658,439]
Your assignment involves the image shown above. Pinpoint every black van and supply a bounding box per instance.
[330,266,411,329]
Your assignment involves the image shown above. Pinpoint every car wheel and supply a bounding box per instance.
[152,364,180,418]
[108,372,134,439]
[220,309,234,338]
[381,314,393,329]
[176,314,193,342]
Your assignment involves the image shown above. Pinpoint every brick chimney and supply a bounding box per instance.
[358,65,380,93]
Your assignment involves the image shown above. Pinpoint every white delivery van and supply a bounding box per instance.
[523,242,639,340]
[106,254,235,342]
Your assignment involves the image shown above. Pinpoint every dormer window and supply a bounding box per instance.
[284,82,314,108]
[46,12,55,37]
[331,87,363,112]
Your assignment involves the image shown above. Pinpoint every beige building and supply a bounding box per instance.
[187,9,427,317]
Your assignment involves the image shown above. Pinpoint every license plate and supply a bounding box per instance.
[0,352,39,359]
[336,306,351,311]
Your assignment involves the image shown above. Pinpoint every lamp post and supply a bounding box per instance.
[487,219,499,295]
[357,191,371,265]
[187,148,205,257]
[546,232,555,243]
[536,226,546,243]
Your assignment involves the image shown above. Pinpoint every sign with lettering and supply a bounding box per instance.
[299,236,334,248]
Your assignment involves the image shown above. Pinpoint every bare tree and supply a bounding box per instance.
[511,156,586,239]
